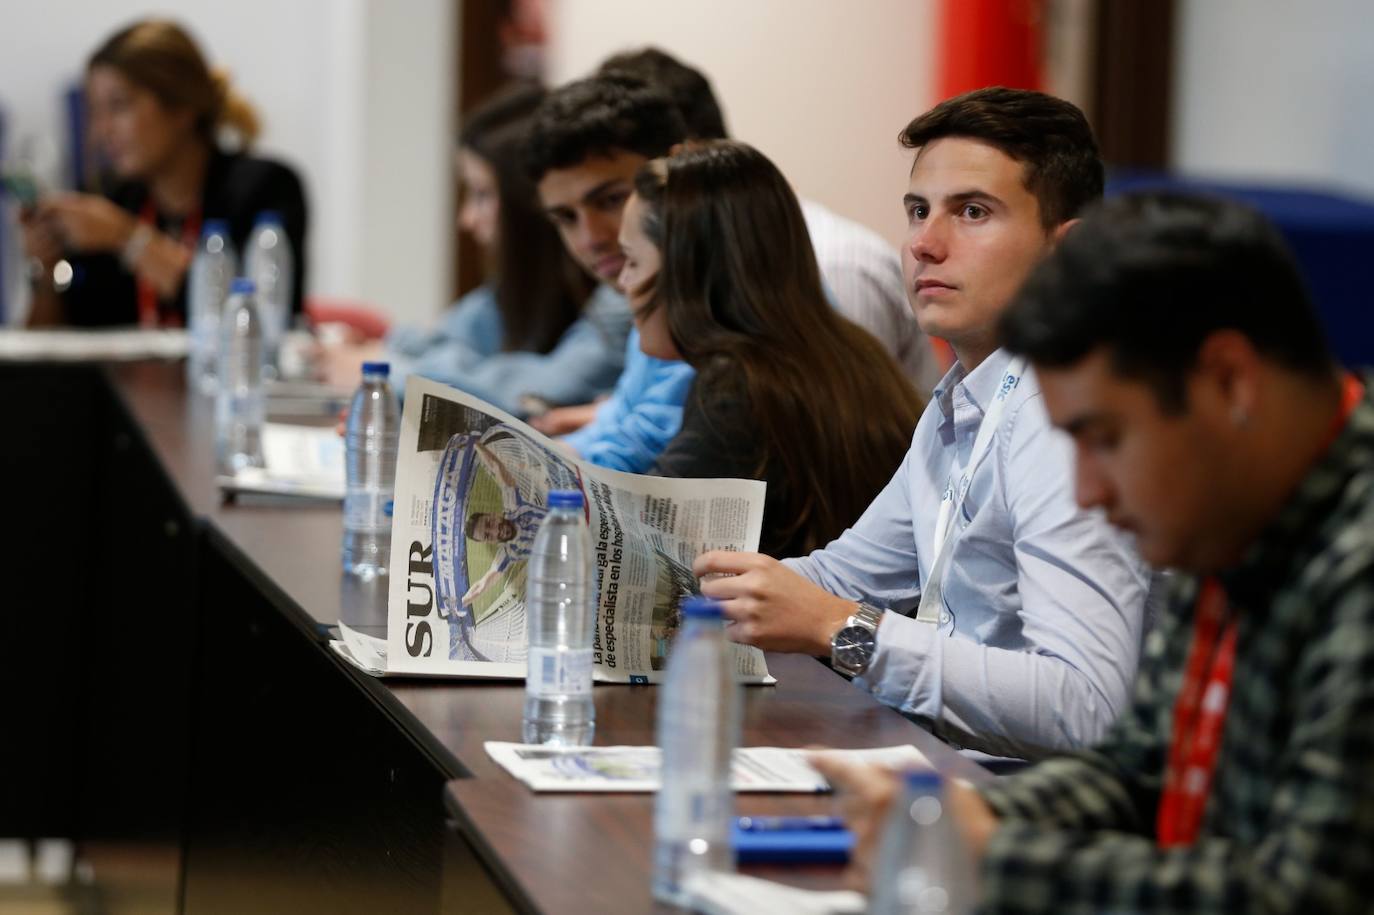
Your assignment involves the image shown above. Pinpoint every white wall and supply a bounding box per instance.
[0,0,454,324]
[546,0,938,250]
[1173,0,1374,198]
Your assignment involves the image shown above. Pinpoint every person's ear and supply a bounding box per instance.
[1192,330,1261,430]
[1049,218,1080,247]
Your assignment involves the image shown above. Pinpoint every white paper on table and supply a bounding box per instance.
[484,742,932,793]
[217,423,345,500]
[331,622,468,679]
[683,872,866,915]
[0,328,188,361]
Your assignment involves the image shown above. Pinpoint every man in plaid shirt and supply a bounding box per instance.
[817,192,1374,912]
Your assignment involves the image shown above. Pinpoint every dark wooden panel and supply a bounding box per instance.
[0,364,101,837]
[180,536,447,914]
[73,373,197,843]
[441,820,518,915]
[1092,0,1177,168]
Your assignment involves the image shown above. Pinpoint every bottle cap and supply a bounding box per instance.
[547,489,584,509]
[681,596,723,619]
[230,277,256,294]
[254,210,283,227]
[201,219,230,239]
[903,769,942,790]
[361,361,390,377]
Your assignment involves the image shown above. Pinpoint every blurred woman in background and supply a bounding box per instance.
[321,83,630,412]
[21,18,307,327]
[618,140,925,557]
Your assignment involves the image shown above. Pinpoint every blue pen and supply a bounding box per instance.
[735,815,846,832]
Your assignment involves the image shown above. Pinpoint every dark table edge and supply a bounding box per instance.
[99,362,470,783]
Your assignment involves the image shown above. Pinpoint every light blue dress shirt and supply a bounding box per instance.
[385,283,632,414]
[563,328,696,473]
[785,348,1149,760]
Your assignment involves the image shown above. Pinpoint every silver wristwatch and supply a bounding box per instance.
[830,602,883,678]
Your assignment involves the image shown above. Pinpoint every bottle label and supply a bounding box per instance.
[527,647,593,698]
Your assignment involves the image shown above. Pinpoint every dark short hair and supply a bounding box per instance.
[900,87,1103,229]
[1000,192,1333,411]
[597,47,729,140]
[522,73,687,183]
[459,83,594,353]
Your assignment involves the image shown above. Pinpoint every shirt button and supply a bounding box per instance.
[940,613,951,624]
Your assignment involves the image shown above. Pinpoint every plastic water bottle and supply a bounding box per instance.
[869,771,977,914]
[186,220,237,395]
[244,210,293,374]
[215,278,265,475]
[652,596,742,906]
[342,362,400,579]
[522,489,595,745]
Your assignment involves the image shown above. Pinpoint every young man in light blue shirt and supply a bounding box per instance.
[695,88,1151,761]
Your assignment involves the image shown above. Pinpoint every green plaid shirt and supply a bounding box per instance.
[976,379,1374,914]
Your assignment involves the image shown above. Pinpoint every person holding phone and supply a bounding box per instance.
[19,19,307,328]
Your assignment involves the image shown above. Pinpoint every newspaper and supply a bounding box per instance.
[382,376,771,683]
[216,422,345,500]
[484,742,932,793]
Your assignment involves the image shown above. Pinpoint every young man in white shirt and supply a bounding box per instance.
[695,88,1151,760]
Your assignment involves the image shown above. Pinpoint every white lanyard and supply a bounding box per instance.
[915,357,1027,624]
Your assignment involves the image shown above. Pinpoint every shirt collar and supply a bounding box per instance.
[933,347,1014,423]
[1220,374,1374,608]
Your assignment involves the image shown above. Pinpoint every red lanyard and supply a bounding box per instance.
[1156,373,1364,847]
[1157,577,1236,847]
[135,199,201,328]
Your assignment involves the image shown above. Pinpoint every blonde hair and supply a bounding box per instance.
[89,19,261,146]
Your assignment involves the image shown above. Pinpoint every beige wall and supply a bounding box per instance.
[547,0,938,250]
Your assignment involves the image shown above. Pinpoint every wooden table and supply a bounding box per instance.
[6,360,986,914]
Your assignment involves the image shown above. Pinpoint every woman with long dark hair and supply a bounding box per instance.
[324,84,630,412]
[20,18,306,327]
[618,141,924,556]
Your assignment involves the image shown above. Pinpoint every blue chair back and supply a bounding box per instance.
[1108,171,1374,371]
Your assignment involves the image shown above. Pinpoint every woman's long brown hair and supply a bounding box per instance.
[460,84,593,353]
[634,141,925,552]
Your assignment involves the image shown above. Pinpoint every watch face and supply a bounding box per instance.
[832,624,876,674]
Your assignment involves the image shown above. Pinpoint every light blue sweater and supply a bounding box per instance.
[385,283,631,415]
[563,328,695,473]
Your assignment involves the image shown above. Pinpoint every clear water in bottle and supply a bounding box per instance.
[244,210,293,375]
[522,489,595,746]
[343,362,400,579]
[869,770,978,914]
[186,220,237,395]
[652,596,741,905]
[215,278,265,475]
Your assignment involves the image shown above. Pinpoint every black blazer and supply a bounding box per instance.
[60,149,308,326]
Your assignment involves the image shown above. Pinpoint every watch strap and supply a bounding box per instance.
[849,602,883,632]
